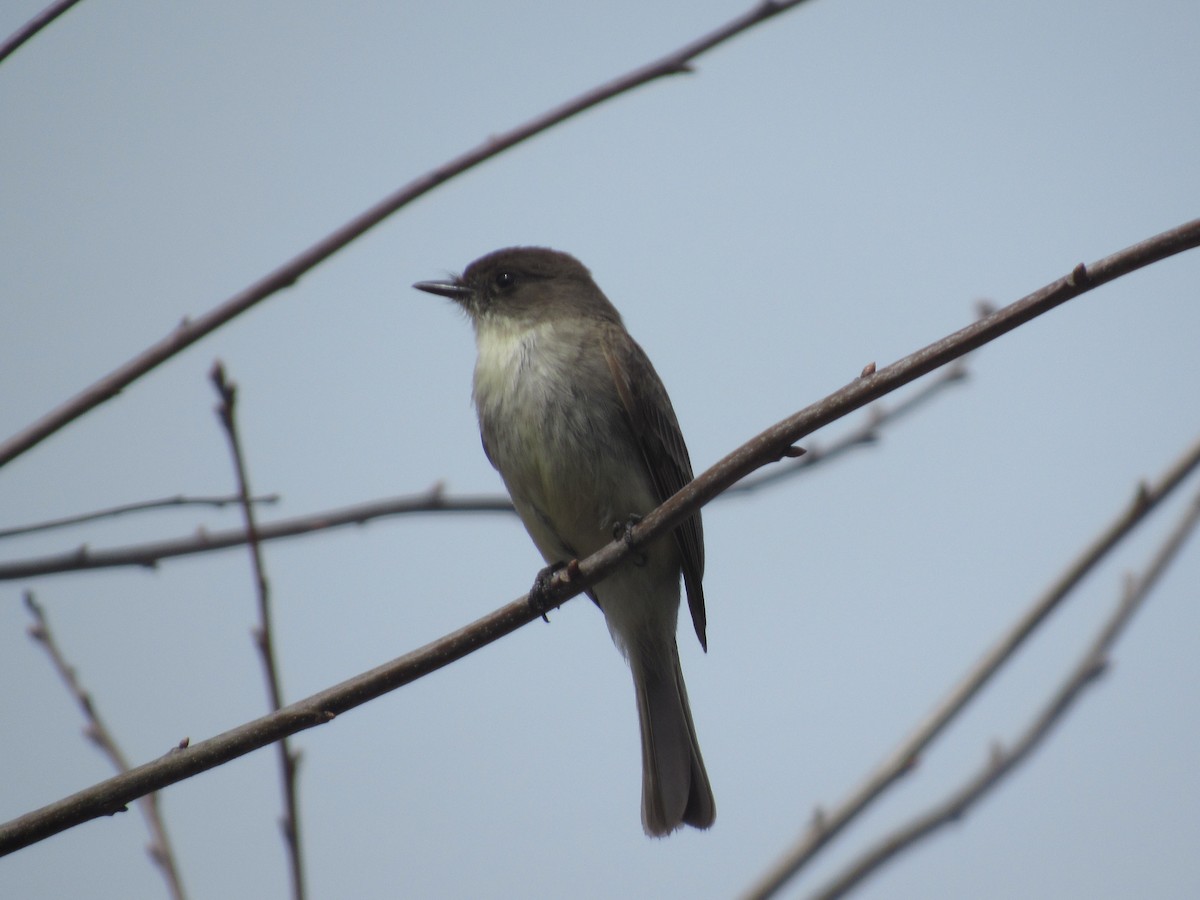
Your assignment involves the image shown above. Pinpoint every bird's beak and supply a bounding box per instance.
[413,279,472,301]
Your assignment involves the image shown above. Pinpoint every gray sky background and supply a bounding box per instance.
[2,2,1199,898]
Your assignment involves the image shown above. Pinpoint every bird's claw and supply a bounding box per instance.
[530,561,568,620]
[612,515,647,567]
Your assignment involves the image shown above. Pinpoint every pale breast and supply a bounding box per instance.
[472,318,658,559]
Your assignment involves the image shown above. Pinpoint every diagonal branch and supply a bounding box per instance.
[0,0,85,65]
[210,363,306,900]
[0,0,817,470]
[728,361,968,496]
[1,218,1197,855]
[23,592,188,900]
[744,433,1200,899]
[806,484,1200,900]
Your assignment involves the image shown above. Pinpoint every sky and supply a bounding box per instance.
[2,1,1199,898]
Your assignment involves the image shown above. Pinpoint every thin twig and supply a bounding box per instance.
[807,486,1200,900]
[743,432,1200,900]
[0,0,85,65]
[0,0,817,470]
[23,591,188,900]
[210,363,305,900]
[0,365,967,580]
[729,361,968,495]
[1,219,1198,855]
[0,488,514,581]
[0,493,280,540]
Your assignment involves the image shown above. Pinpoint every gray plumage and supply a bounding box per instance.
[414,247,714,835]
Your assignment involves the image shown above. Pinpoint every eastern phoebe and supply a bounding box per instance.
[414,247,714,836]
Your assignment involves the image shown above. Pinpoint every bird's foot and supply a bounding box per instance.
[612,515,647,567]
[530,561,570,621]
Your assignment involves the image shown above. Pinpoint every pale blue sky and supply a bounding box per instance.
[2,2,1199,898]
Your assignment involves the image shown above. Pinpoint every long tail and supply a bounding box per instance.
[631,640,715,836]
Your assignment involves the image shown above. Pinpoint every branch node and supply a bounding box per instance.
[988,740,1005,769]
[1133,480,1151,511]
[944,360,970,381]
[810,805,826,832]
[974,298,997,318]
[1122,571,1137,600]
[428,480,446,505]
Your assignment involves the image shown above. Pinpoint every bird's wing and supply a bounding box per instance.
[603,329,707,650]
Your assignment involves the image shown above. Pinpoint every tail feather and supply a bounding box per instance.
[632,642,715,836]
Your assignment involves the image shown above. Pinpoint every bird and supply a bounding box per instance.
[414,247,714,835]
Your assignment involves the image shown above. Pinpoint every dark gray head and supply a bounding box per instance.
[413,247,622,326]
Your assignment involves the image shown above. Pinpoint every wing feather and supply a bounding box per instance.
[603,330,707,649]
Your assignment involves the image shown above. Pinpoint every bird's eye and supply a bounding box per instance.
[493,271,516,291]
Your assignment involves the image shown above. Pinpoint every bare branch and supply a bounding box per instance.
[744,431,1200,899]
[209,363,306,900]
[807,485,1200,900]
[728,361,968,496]
[0,0,85,65]
[0,488,513,581]
[0,363,967,579]
[23,592,188,900]
[0,0,817,470]
[1,219,1197,855]
[0,494,279,540]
